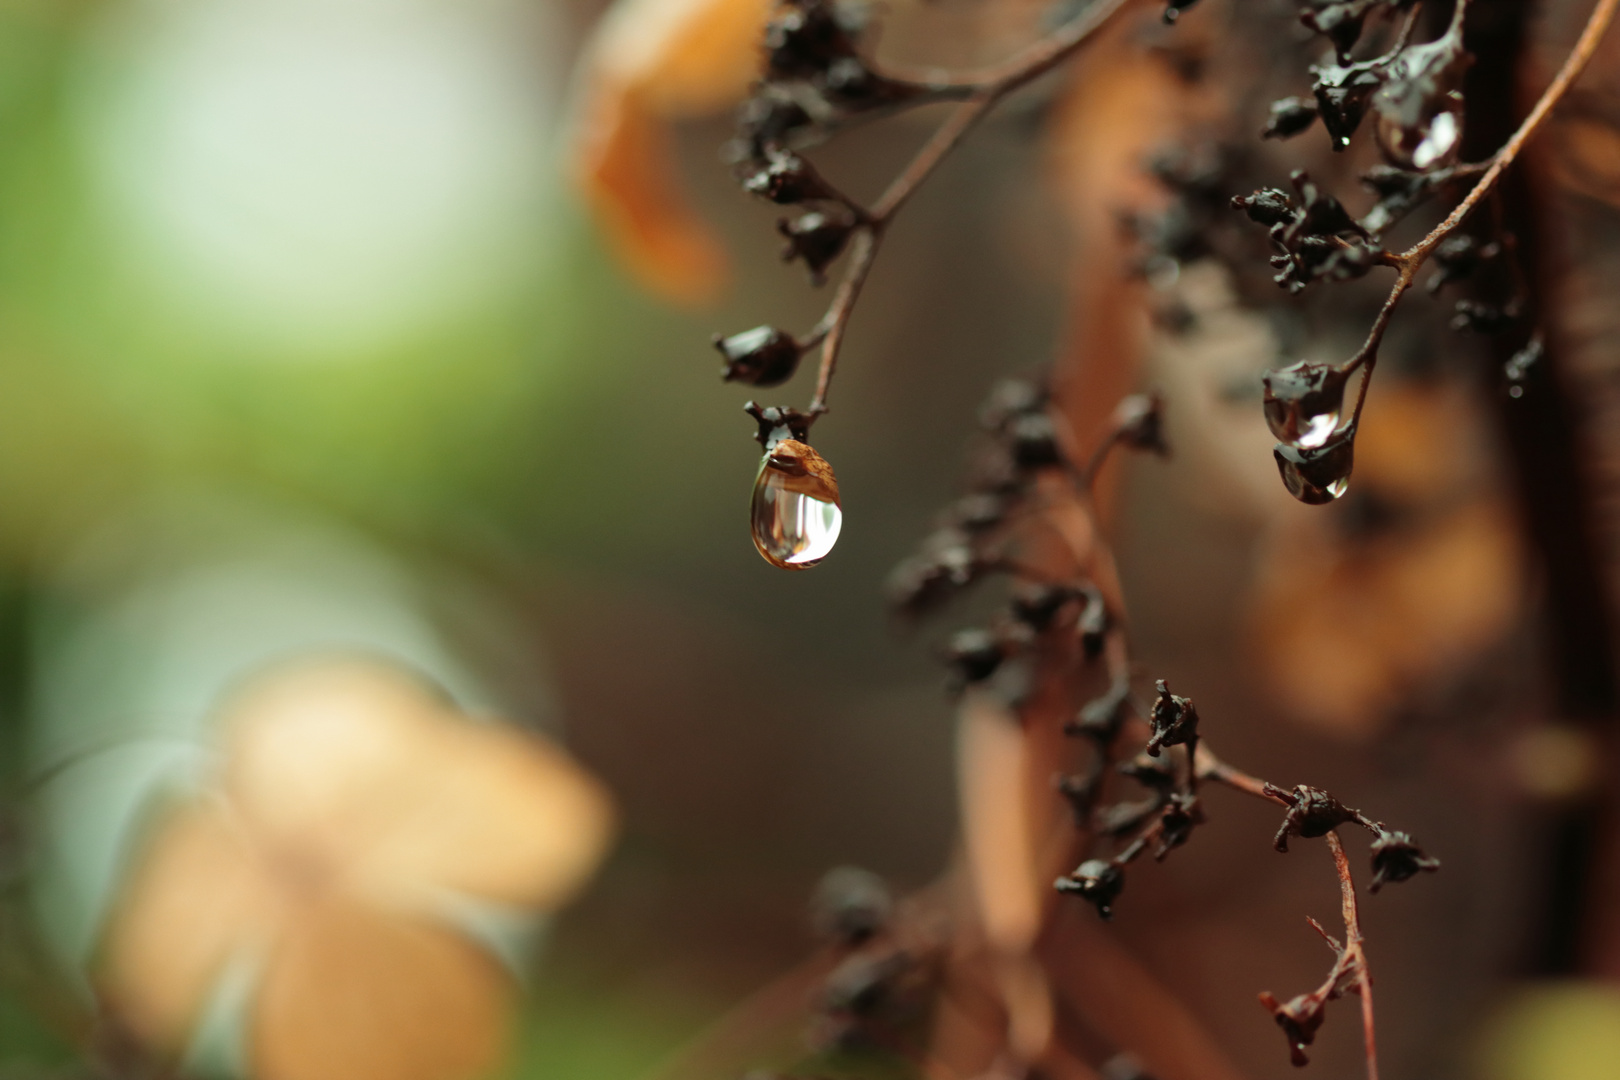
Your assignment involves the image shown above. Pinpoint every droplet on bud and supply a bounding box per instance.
[1261,361,1349,448]
[1273,430,1355,505]
[1371,38,1472,171]
[751,438,843,569]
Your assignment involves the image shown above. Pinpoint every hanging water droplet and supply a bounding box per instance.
[1370,35,1471,171]
[1262,361,1350,449]
[750,438,843,569]
[1273,429,1355,505]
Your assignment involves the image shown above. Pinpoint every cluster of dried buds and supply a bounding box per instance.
[887,379,1164,696]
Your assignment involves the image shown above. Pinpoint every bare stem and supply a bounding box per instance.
[1327,831,1378,1080]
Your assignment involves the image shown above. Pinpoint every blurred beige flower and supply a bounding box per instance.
[100,658,616,1080]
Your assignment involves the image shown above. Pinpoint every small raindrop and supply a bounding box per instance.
[1273,429,1355,505]
[751,439,843,569]
[1262,361,1349,449]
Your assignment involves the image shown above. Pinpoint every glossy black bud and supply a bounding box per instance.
[944,628,1005,683]
[1146,678,1199,757]
[743,149,837,204]
[716,326,803,386]
[778,209,857,283]
[1369,828,1440,891]
[1262,96,1319,140]
[1273,427,1356,504]
[1056,858,1125,918]
[1008,412,1063,469]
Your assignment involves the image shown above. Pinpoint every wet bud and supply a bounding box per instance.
[1234,187,1297,227]
[1262,360,1350,448]
[764,0,862,82]
[1146,679,1199,757]
[779,209,857,284]
[1427,233,1498,293]
[1368,828,1440,891]
[1008,412,1063,469]
[1328,240,1380,280]
[1291,170,1364,238]
[1055,858,1125,919]
[1057,772,1101,822]
[943,627,1005,683]
[1269,784,1357,852]
[1114,393,1169,455]
[1257,990,1327,1067]
[717,326,803,386]
[811,866,892,945]
[737,91,813,154]
[1359,164,1437,235]
[1273,427,1356,504]
[1300,0,1376,60]
[1262,96,1320,140]
[1372,33,1472,171]
[743,149,838,204]
[1311,60,1383,151]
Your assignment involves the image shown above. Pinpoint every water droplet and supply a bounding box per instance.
[1371,36,1471,170]
[1262,361,1349,449]
[1374,91,1463,170]
[1273,430,1355,505]
[750,438,842,569]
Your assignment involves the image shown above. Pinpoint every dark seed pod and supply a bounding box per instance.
[1114,393,1169,455]
[979,377,1048,432]
[1069,680,1131,741]
[1146,679,1199,757]
[717,326,803,386]
[1153,793,1202,860]
[1262,96,1320,140]
[736,90,813,157]
[778,208,857,284]
[1009,581,1075,631]
[1311,60,1384,151]
[1233,187,1296,227]
[1258,989,1328,1067]
[1369,828,1440,891]
[811,866,893,945]
[1426,234,1498,293]
[1055,858,1125,919]
[742,149,839,205]
[763,0,862,82]
[1300,0,1381,61]
[1269,784,1357,851]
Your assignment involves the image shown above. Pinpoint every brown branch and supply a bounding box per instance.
[1338,0,1618,420]
[801,0,1141,416]
[1327,831,1379,1080]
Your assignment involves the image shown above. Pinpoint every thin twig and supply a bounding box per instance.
[802,0,1141,416]
[1327,831,1378,1080]
[1337,0,1617,419]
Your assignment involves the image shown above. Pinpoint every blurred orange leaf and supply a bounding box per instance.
[570,0,772,304]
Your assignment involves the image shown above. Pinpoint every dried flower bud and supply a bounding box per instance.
[943,627,1005,684]
[717,326,803,386]
[1311,59,1384,151]
[1114,393,1169,455]
[1504,334,1543,397]
[1257,989,1327,1067]
[1154,792,1203,859]
[1146,679,1199,757]
[763,0,863,82]
[779,209,857,283]
[736,91,813,155]
[1451,298,1519,334]
[743,149,839,204]
[1369,828,1440,891]
[1269,784,1357,851]
[1263,96,1320,140]
[1055,858,1125,919]
[1300,0,1382,61]
[1233,187,1296,227]
[811,866,892,945]
[1008,412,1063,470]
[1426,234,1497,293]
[1118,752,1177,791]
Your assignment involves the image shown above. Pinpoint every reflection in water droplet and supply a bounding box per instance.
[1374,94,1463,170]
[1262,361,1349,449]
[750,440,842,569]
[1273,430,1355,505]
